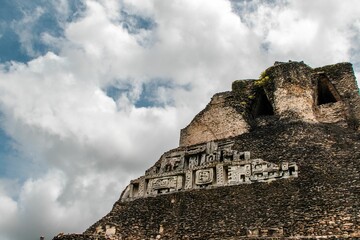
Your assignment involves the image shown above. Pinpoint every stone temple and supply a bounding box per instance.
[54,61,360,239]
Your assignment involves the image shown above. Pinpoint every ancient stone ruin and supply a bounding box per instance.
[53,61,360,240]
[121,140,298,202]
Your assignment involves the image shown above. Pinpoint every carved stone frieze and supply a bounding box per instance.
[121,140,298,202]
[152,177,177,190]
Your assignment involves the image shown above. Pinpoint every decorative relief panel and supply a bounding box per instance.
[188,155,199,168]
[216,164,225,185]
[281,162,288,171]
[121,140,299,202]
[195,169,214,185]
[162,156,184,173]
[146,176,183,195]
[185,170,193,190]
[152,177,177,190]
[228,165,248,184]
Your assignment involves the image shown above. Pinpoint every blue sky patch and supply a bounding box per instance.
[0,126,22,180]
[0,124,46,182]
[135,79,191,108]
[120,9,156,34]
[105,85,127,102]
[0,0,85,63]
[0,28,31,62]
[105,79,191,108]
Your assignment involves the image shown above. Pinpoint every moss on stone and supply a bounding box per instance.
[255,71,271,87]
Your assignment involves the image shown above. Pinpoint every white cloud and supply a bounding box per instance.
[0,194,17,228]
[11,6,45,57]
[0,0,360,239]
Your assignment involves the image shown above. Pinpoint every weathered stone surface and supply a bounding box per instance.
[53,234,107,240]
[180,61,360,147]
[179,92,250,147]
[52,61,360,240]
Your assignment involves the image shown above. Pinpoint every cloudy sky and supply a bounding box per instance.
[0,0,359,239]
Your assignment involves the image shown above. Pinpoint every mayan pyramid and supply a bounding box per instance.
[53,61,360,240]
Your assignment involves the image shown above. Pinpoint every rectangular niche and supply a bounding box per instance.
[132,183,139,197]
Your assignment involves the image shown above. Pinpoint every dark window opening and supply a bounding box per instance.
[251,88,274,117]
[240,174,245,182]
[289,167,295,175]
[164,163,172,172]
[220,150,224,162]
[317,76,339,105]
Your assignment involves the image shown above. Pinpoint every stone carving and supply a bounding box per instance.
[185,170,193,189]
[206,141,218,154]
[195,169,214,185]
[162,156,183,173]
[216,164,225,185]
[148,176,182,194]
[281,162,288,171]
[121,140,298,202]
[205,153,217,163]
[188,155,199,168]
[222,149,233,161]
[228,165,250,184]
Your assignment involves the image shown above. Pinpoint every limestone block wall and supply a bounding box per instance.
[179,92,250,147]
